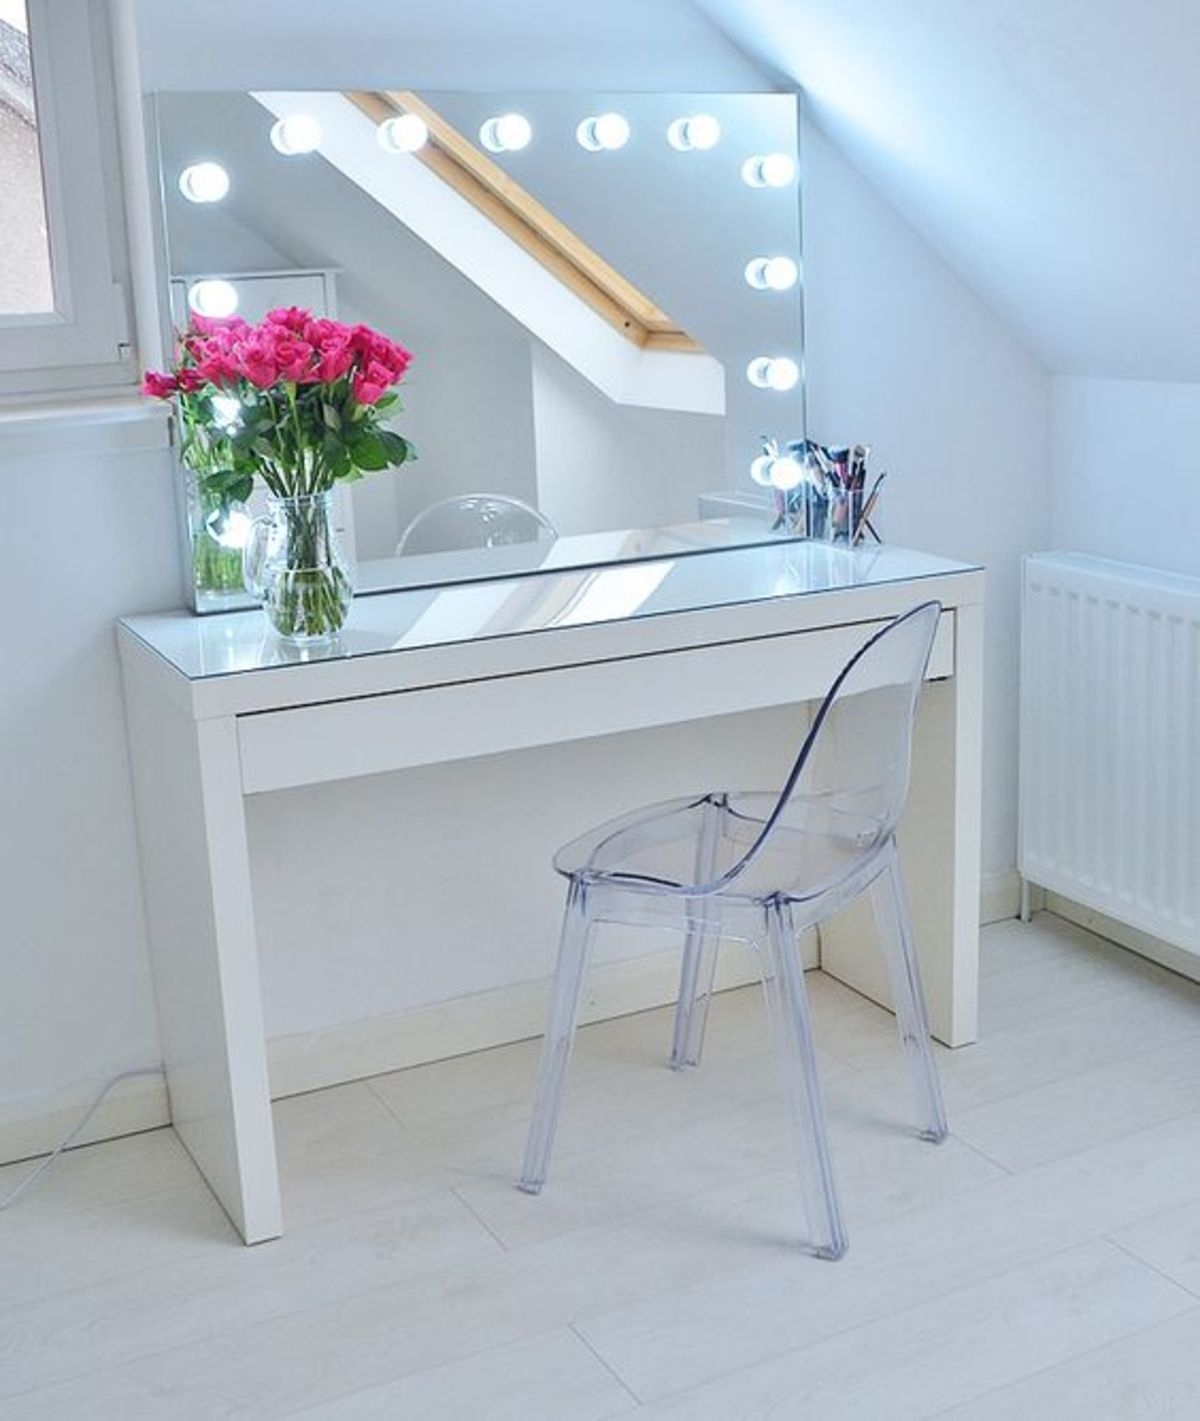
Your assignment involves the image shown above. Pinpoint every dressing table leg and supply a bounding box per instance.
[122,669,281,1244]
[817,602,983,1048]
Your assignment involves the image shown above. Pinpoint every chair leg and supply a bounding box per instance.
[517,878,597,1194]
[762,898,849,1260]
[670,798,724,1070]
[869,838,949,1144]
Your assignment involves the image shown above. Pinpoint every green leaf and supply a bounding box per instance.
[379,430,414,467]
[346,433,390,471]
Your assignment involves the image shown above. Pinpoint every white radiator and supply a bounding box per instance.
[1020,553,1200,955]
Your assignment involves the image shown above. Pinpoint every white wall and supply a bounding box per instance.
[0,408,180,1155]
[0,2,1052,1158]
[801,118,1052,885]
[531,345,724,535]
[1051,376,1200,578]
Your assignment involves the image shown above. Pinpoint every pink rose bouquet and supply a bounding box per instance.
[143,308,415,507]
[143,309,415,638]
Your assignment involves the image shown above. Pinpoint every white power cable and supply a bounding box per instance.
[0,1066,165,1211]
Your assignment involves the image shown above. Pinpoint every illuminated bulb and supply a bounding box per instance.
[667,114,721,152]
[745,255,799,292]
[742,152,796,188]
[768,456,805,491]
[211,395,242,430]
[178,161,230,204]
[480,113,532,153]
[187,279,239,319]
[376,113,429,153]
[576,112,631,152]
[269,114,321,155]
[206,503,253,550]
[750,454,775,487]
[746,355,800,392]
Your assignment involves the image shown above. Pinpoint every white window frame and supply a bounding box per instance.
[0,0,134,397]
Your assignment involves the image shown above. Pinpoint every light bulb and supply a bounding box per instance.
[747,355,800,392]
[742,152,796,188]
[269,114,321,155]
[667,114,721,152]
[211,395,242,430]
[768,456,805,491]
[178,161,230,204]
[750,454,775,487]
[745,255,799,292]
[377,113,429,153]
[480,113,532,153]
[577,112,631,152]
[206,503,253,550]
[187,279,239,319]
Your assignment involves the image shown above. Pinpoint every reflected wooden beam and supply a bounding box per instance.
[345,90,703,355]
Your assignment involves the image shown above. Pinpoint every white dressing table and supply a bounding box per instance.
[118,539,983,1244]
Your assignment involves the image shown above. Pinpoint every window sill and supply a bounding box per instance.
[0,395,171,457]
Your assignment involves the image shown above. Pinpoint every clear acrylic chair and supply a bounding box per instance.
[396,495,557,556]
[517,601,948,1260]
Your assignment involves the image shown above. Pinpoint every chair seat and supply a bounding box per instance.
[554,790,886,907]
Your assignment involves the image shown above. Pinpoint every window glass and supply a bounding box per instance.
[0,0,53,315]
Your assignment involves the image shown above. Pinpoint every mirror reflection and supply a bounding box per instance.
[153,89,805,607]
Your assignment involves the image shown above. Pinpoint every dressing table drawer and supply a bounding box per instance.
[237,612,955,794]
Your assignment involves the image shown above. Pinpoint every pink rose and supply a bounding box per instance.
[194,341,240,387]
[273,336,317,383]
[235,333,279,389]
[264,306,311,334]
[315,338,354,382]
[141,370,178,399]
[191,313,249,338]
[352,359,395,405]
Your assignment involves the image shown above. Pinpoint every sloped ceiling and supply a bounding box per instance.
[695,0,1200,380]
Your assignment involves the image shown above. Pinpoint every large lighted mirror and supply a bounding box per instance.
[151,89,805,608]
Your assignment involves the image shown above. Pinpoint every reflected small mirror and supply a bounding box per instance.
[151,88,805,609]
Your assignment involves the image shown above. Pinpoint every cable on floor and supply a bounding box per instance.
[0,1066,166,1211]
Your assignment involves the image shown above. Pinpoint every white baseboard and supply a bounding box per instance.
[0,1074,170,1171]
[1044,892,1200,986]
[267,939,783,1101]
[11,883,1041,1168]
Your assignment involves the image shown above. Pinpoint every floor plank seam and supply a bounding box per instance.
[1104,1232,1200,1301]
[568,1322,644,1411]
[450,1183,512,1252]
[920,1300,1200,1421]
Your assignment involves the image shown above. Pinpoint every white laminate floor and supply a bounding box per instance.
[4,913,1200,1418]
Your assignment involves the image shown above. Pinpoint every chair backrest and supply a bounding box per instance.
[722,600,942,888]
[397,495,557,556]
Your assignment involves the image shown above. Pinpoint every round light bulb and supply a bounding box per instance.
[187,279,239,319]
[480,113,532,153]
[768,456,806,491]
[576,112,631,152]
[269,114,321,156]
[745,255,799,292]
[750,454,775,487]
[178,161,230,204]
[742,152,797,188]
[211,395,242,430]
[376,113,429,153]
[206,504,253,550]
[667,114,722,152]
[746,355,800,392]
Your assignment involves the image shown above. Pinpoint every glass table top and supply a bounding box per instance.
[121,537,981,683]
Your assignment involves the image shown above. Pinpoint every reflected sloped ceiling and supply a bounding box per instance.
[694,0,1200,380]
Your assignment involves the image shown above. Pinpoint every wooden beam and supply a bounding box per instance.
[344,90,703,354]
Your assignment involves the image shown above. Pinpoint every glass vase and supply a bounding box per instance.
[243,492,353,643]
